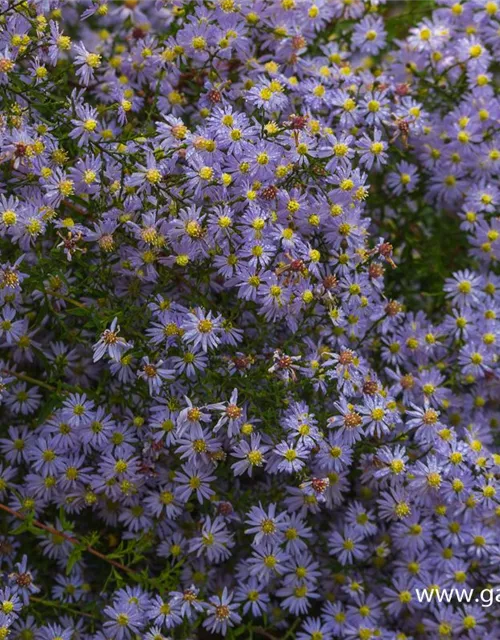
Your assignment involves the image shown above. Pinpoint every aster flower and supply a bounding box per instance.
[328,398,365,444]
[27,438,65,477]
[127,153,166,194]
[245,503,289,546]
[276,582,320,615]
[373,445,409,485]
[42,169,75,208]
[297,617,333,640]
[103,603,144,640]
[143,485,181,520]
[329,526,368,565]
[382,577,416,617]
[62,393,95,428]
[458,342,492,377]
[138,357,175,394]
[231,434,270,477]
[8,556,39,605]
[387,161,419,195]
[0,425,33,464]
[37,520,73,564]
[444,269,484,307]
[174,462,215,504]
[268,349,302,383]
[1,1,500,637]
[406,402,442,442]
[69,103,100,144]
[234,577,269,617]
[93,317,131,362]
[378,488,413,521]
[357,130,389,170]
[182,308,222,353]
[352,15,387,54]
[189,515,234,563]
[203,588,241,635]
[146,595,182,629]
[169,586,205,620]
[360,91,391,127]
[212,388,245,435]
[247,543,290,582]
[38,624,72,640]
[273,440,310,474]
[72,42,101,85]
[0,586,21,620]
[358,395,395,437]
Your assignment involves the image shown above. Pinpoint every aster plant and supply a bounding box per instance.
[0,0,499,639]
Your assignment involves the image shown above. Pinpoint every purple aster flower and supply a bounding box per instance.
[203,587,241,634]
[93,317,131,362]
[231,433,270,477]
[138,357,175,395]
[38,624,72,640]
[352,15,387,54]
[245,503,289,546]
[182,307,222,352]
[174,462,215,504]
[146,595,182,629]
[103,603,144,640]
[189,515,234,563]
[329,526,368,565]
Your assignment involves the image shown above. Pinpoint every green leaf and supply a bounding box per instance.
[66,546,83,575]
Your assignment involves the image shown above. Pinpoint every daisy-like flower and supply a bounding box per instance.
[387,161,419,195]
[357,130,388,170]
[443,270,483,308]
[275,581,320,615]
[0,47,14,86]
[174,462,216,504]
[352,15,387,54]
[69,103,100,144]
[42,169,75,208]
[182,307,222,352]
[138,357,175,394]
[2,1,500,637]
[268,349,302,383]
[234,577,270,617]
[378,488,413,521]
[73,42,102,85]
[61,393,95,427]
[247,543,290,582]
[203,588,241,635]
[189,515,234,563]
[146,595,182,629]
[245,503,289,546]
[273,440,310,474]
[231,433,270,477]
[212,388,245,435]
[382,577,416,617]
[126,152,166,194]
[458,343,492,377]
[358,395,395,437]
[329,526,368,565]
[8,556,39,604]
[37,624,72,640]
[170,585,205,620]
[93,318,131,362]
[328,398,365,444]
[103,603,143,640]
[406,402,442,442]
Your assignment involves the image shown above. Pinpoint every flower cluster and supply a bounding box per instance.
[0,0,499,638]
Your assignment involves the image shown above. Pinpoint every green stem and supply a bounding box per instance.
[2,369,55,392]
[29,596,100,620]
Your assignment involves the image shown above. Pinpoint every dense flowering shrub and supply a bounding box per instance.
[0,0,499,638]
